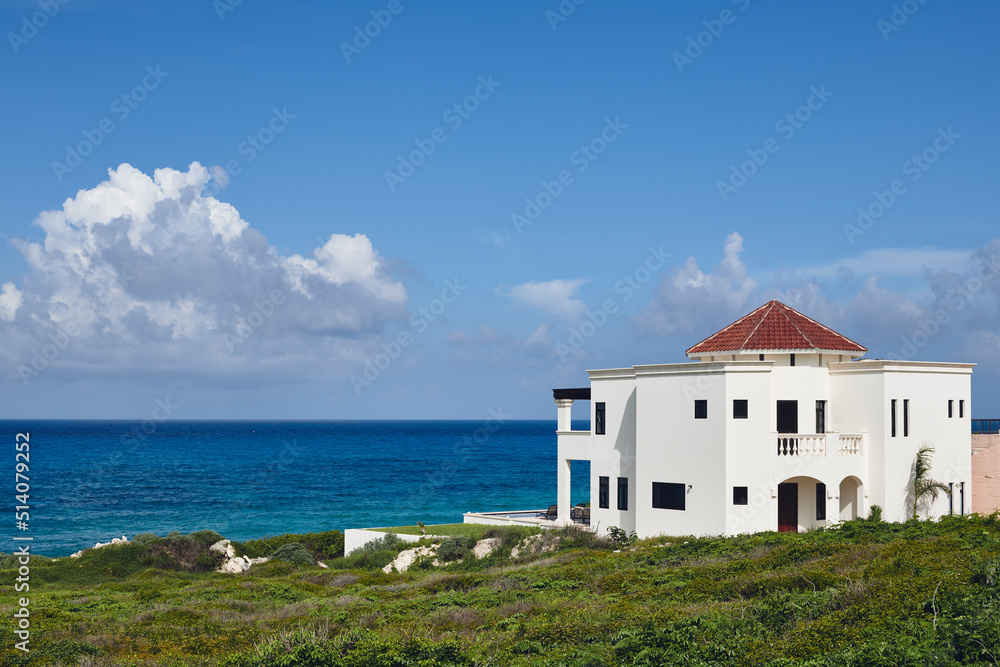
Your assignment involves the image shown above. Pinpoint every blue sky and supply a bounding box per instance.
[1,0,998,419]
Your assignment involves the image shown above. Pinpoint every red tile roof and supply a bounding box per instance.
[685,300,867,356]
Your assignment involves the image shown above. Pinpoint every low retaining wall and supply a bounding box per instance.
[344,528,439,556]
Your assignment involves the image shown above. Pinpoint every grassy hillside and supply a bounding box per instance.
[1,515,998,666]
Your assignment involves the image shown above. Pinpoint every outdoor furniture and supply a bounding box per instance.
[544,504,558,520]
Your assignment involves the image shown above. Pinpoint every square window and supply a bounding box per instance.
[733,486,748,505]
[733,399,748,419]
[694,399,708,419]
[652,482,685,510]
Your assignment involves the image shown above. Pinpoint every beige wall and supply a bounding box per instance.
[972,434,1000,515]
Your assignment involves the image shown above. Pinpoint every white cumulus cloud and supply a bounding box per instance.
[1,162,408,385]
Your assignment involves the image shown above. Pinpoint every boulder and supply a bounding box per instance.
[472,537,502,559]
[383,545,439,574]
[70,534,129,558]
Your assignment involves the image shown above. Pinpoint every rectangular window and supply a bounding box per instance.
[790,353,796,366]
[816,483,826,520]
[949,482,954,515]
[694,399,707,419]
[652,482,685,510]
[960,482,965,515]
[759,353,764,361]
[815,400,826,434]
[617,477,628,511]
[595,402,606,435]
[733,399,748,419]
[960,400,965,418]
[948,399,954,418]
[598,476,609,509]
[733,486,748,505]
[903,399,909,437]
[891,399,897,437]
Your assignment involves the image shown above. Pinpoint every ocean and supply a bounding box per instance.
[3,420,591,557]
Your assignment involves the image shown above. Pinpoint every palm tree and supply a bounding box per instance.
[911,443,950,519]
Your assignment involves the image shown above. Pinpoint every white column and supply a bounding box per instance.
[555,398,574,432]
[557,457,572,523]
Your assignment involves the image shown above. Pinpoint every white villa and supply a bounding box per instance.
[550,300,975,537]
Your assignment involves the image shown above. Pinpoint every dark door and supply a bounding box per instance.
[778,483,798,533]
[776,400,798,434]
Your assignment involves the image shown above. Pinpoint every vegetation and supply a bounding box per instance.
[269,543,316,566]
[911,443,951,519]
[1,516,998,665]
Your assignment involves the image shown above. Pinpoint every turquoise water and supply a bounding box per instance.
[3,420,591,556]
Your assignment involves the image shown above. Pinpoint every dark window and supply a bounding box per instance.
[733,486,748,505]
[652,482,685,510]
[777,400,798,434]
[759,353,764,361]
[694,399,708,419]
[903,399,909,437]
[815,400,826,434]
[598,476,609,509]
[595,402,606,435]
[949,482,954,515]
[960,482,965,515]
[617,477,628,511]
[960,400,965,418]
[891,399,897,437]
[733,399,748,419]
[790,353,796,366]
[948,400,954,418]
[816,483,826,520]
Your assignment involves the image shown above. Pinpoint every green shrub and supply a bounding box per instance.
[132,532,159,544]
[437,537,473,562]
[270,543,316,566]
[234,530,344,560]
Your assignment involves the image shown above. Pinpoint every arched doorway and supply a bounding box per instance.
[839,476,864,520]
[777,476,827,532]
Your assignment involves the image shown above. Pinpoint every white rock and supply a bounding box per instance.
[218,555,268,574]
[383,545,439,574]
[472,538,501,559]
[71,535,131,558]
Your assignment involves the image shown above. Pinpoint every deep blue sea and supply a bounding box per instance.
[2,420,591,557]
